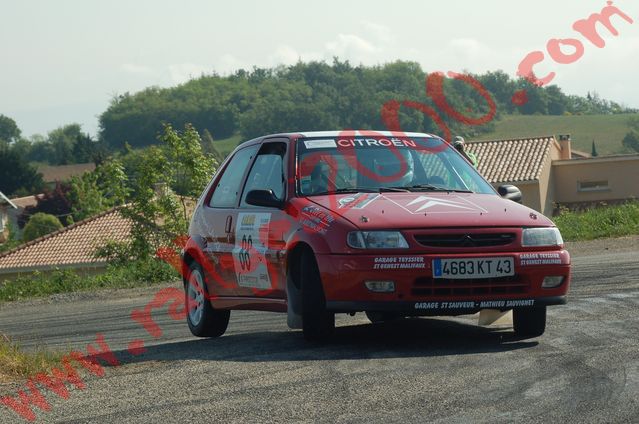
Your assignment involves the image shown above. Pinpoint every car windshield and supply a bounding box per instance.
[297,135,495,196]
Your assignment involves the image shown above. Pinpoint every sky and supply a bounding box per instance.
[1,0,638,137]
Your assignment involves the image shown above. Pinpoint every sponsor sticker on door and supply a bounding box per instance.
[233,213,272,289]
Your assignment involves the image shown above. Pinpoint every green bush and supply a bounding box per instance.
[22,212,64,242]
[555,201,639,241]
[0,259,177,302]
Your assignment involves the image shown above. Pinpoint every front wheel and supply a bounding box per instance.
[301,250,335,341]
[513,306,546,338]
[185,263,230,338]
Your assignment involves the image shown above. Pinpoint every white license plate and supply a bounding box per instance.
[433,257,514,279]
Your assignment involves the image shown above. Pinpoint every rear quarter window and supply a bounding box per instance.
[209,145,259,208]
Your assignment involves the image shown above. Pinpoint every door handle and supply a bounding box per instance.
[225,215,232,234]
[225,215,233,243]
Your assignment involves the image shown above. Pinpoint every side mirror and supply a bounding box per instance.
[245,189,284,209]
[498,185,522,203]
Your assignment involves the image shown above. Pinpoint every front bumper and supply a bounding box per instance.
[327,296,566,315]
[316,250,571,314]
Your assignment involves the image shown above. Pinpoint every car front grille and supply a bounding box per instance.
[414,233,516,248]
[411,275,528,297]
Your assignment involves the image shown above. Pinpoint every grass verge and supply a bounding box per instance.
[555,201,639,241]
[0,259,177,303]
[0,334,63,384]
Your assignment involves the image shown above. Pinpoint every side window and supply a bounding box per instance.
[209,145,259,208]
[240,142,287,207]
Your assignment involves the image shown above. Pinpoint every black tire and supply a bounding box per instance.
[365,311,403,324]
[185,262,230,338]
[513,306,546,338]
[301,250,335,341]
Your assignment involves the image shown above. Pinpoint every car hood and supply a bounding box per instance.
[307,191,554,229]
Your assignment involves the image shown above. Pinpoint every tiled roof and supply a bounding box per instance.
[37,163,96,183]
[0,208,131,273]
[466,136,556,183]
[8,194,40,209]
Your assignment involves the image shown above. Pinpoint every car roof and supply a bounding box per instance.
[237,130,439,145]
[233,130,443,155]
[297,130,438,138]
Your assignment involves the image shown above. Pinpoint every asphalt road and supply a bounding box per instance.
[0,237,638,423]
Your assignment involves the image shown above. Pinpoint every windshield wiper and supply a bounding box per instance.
[308,187,379,196]
[406,184,473,193]
[307,185,472,196]
[378,186,411,192]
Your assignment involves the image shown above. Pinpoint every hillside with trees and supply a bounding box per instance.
[2,60,638,198]
[98,60,636,150]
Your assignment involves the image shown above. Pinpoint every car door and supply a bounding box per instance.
[199,144,260,297]
[233,139,289,299]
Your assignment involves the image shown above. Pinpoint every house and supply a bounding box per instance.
[467,134,639,216]
[0,193,198,280]
[0,191,18,243]
[4,194,40,239]
[0,208,131,280]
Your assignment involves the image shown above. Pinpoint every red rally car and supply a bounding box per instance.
[181,130,571,340]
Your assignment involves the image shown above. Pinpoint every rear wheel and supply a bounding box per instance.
[301,250,335,341]
[513,306,546,338]
[185,263,230,338]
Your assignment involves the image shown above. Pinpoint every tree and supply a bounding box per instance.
[72,133,97,163]
[0,114,21,143]
[107,124,217,262]
[18,182,73,227]
[96,61,639,150]
[22,213,63,242]
[26,134,54,163]
[591,140,598,157]
[546,85,568,115]
[622,130,639,153]
[161,124,217,197]
[68,159,129,221]
[47,123,83,164]
[0,146,44,196]
[514,80,549,115]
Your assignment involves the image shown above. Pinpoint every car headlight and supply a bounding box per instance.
[522,227,564,247]
[347,231,409,249]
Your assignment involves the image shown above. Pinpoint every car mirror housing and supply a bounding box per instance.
[245,189,285,209]
[498,184,522,203]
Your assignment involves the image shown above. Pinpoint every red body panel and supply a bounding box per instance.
[307,191,554,229]
[184,132,571,315]
[317,251,570,303]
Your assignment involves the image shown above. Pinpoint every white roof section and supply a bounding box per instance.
[298,130,438,139]
[0,191,18,209]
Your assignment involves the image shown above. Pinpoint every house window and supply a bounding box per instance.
[578,180,609,192]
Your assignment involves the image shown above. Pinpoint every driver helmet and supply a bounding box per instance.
[310,161,329,193]
[392,148,414,187]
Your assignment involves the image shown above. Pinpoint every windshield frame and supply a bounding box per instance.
[295,135,497,197]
